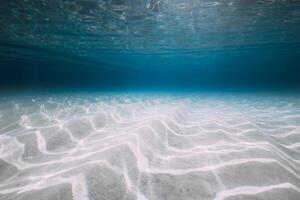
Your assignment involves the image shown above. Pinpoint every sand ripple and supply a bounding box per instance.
[0,93,300,200]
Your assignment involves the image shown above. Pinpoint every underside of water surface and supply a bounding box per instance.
[0,0,300,89]
[1,1,300,200]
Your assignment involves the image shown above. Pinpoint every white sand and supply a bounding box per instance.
[0,93,300,200]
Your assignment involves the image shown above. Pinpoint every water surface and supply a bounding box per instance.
[1,0,300,89]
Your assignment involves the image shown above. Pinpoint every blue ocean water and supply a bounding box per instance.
[0,0,300,91]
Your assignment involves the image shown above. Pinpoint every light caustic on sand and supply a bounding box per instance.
[0,94,300,200]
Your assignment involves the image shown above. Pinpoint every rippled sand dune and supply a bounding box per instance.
[0,93,300,200]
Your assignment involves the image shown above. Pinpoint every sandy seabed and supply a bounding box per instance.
[0,93,300,200]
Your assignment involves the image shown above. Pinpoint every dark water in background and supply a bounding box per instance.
[1,0,300,91]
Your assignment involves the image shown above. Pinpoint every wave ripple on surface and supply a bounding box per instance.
[0,93,300,200]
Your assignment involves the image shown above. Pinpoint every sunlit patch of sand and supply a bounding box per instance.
[0,93,300,200]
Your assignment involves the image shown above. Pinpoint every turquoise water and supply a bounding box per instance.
[0,0,300,90]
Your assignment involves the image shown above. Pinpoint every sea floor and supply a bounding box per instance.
[0,93,300,200]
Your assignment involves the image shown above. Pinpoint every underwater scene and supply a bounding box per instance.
[1,0,300,200]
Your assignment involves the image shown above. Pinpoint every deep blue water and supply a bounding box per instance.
[0,0,300,91]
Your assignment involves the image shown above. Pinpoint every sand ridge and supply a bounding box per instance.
[0,93,300,200]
